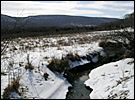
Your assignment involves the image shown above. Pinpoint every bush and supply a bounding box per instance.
[1,72,7,75]
[86,54,92,61]
[106,41,123,48]
[99,41,123,48]
[47,58,71,73]
[43,73,49,81]
[25,63,34,70]
[124,50,134,58]
[3,78,20,99]
[65,52,81,62]
[25,54,34,70]
[98,41,106,48]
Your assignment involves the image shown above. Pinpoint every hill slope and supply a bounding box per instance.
[1,14,119,29]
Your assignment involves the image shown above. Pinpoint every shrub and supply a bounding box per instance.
[65,52,81,62]
[106,41,123,48]
[99,41,123,49]
[1,72,7,75]
[3,78,20,99]
[123,50,134,58]
[13,46,18,50]
[105,41,115,47]
[43,73,49,81]
[25,63,34,70]
[98,41,106,48]
[86,54,92,61]
[47,58,71,73]
[25,54,34,70]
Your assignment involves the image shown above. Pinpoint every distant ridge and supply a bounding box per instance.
[1,14,119,29]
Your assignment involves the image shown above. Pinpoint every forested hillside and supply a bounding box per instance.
[1,12,134,39]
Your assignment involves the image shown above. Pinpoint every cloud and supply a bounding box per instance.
[102,15,121,18]
[1,1,104,17]
[1,1,134,18]
[81,1,134,11]
[105,1,134,7]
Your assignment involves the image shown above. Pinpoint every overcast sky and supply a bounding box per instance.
[1,1,134,18]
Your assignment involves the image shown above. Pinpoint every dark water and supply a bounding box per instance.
[66,70,92,99]
[65,55,117,99]
[65,60,102,99]
[65,42,125,99]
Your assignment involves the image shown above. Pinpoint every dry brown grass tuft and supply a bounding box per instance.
[1,72,7,75]
[123,50,134,58]
[47,58,71,73]
[57,39,71,46]
[86,54,92,61]
[98,41,106,48]
[43,73,49,81]
[25,63,34,70]
[65,52,81,62]
[3,78,20,99]
[99,41,123,49]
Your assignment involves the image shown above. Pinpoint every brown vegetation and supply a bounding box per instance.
[47,57,71,73]
[65,52,81,62]
[1,72,7,75]
[98,41,106,48]
[25,63,34,70]
[43,73,49,81]
[3,78,21,99]
[124,50,134,58]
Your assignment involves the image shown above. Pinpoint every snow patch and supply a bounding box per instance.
[84,58,134,99]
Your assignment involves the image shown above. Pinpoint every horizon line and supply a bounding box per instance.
[1,13,121,19]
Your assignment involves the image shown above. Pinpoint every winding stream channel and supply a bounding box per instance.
[65,55,120,99]
[66,69,92,99]
[65,62,102,99]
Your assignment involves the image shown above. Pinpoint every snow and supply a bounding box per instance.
[19,69,71,99]
[71,59,91,68]
[92,55,99,63]
[1,28,134,99]
[1,34,104,99]
[84,58,134,99]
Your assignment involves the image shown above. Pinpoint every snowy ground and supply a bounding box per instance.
[84,58,134,99]
[1,28,134,99]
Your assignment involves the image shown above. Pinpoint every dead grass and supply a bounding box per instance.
[47,57,71,73]
[124,50,134,58]
[25,63,34,70]
[3,78,21,99]
[127,59,134,64]
[86,54,92,61]
[65,52,81,62]
[25,45,32,50]
[98,41,106,48]
[57,40,71,46]
[99,41,123,48]
[1,72,7,75]
[43,73,49,81]
[44,56,49,59]
[57,46,62,50]
[107,75,134,99]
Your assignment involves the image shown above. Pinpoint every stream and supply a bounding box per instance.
[65,55,120,99]
[66,70,92,99]
[65,62,98,99]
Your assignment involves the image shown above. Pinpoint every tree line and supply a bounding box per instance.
[1,12,134,40]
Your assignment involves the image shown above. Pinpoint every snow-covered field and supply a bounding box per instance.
[85,58,134,99]
[1,28,134,99]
